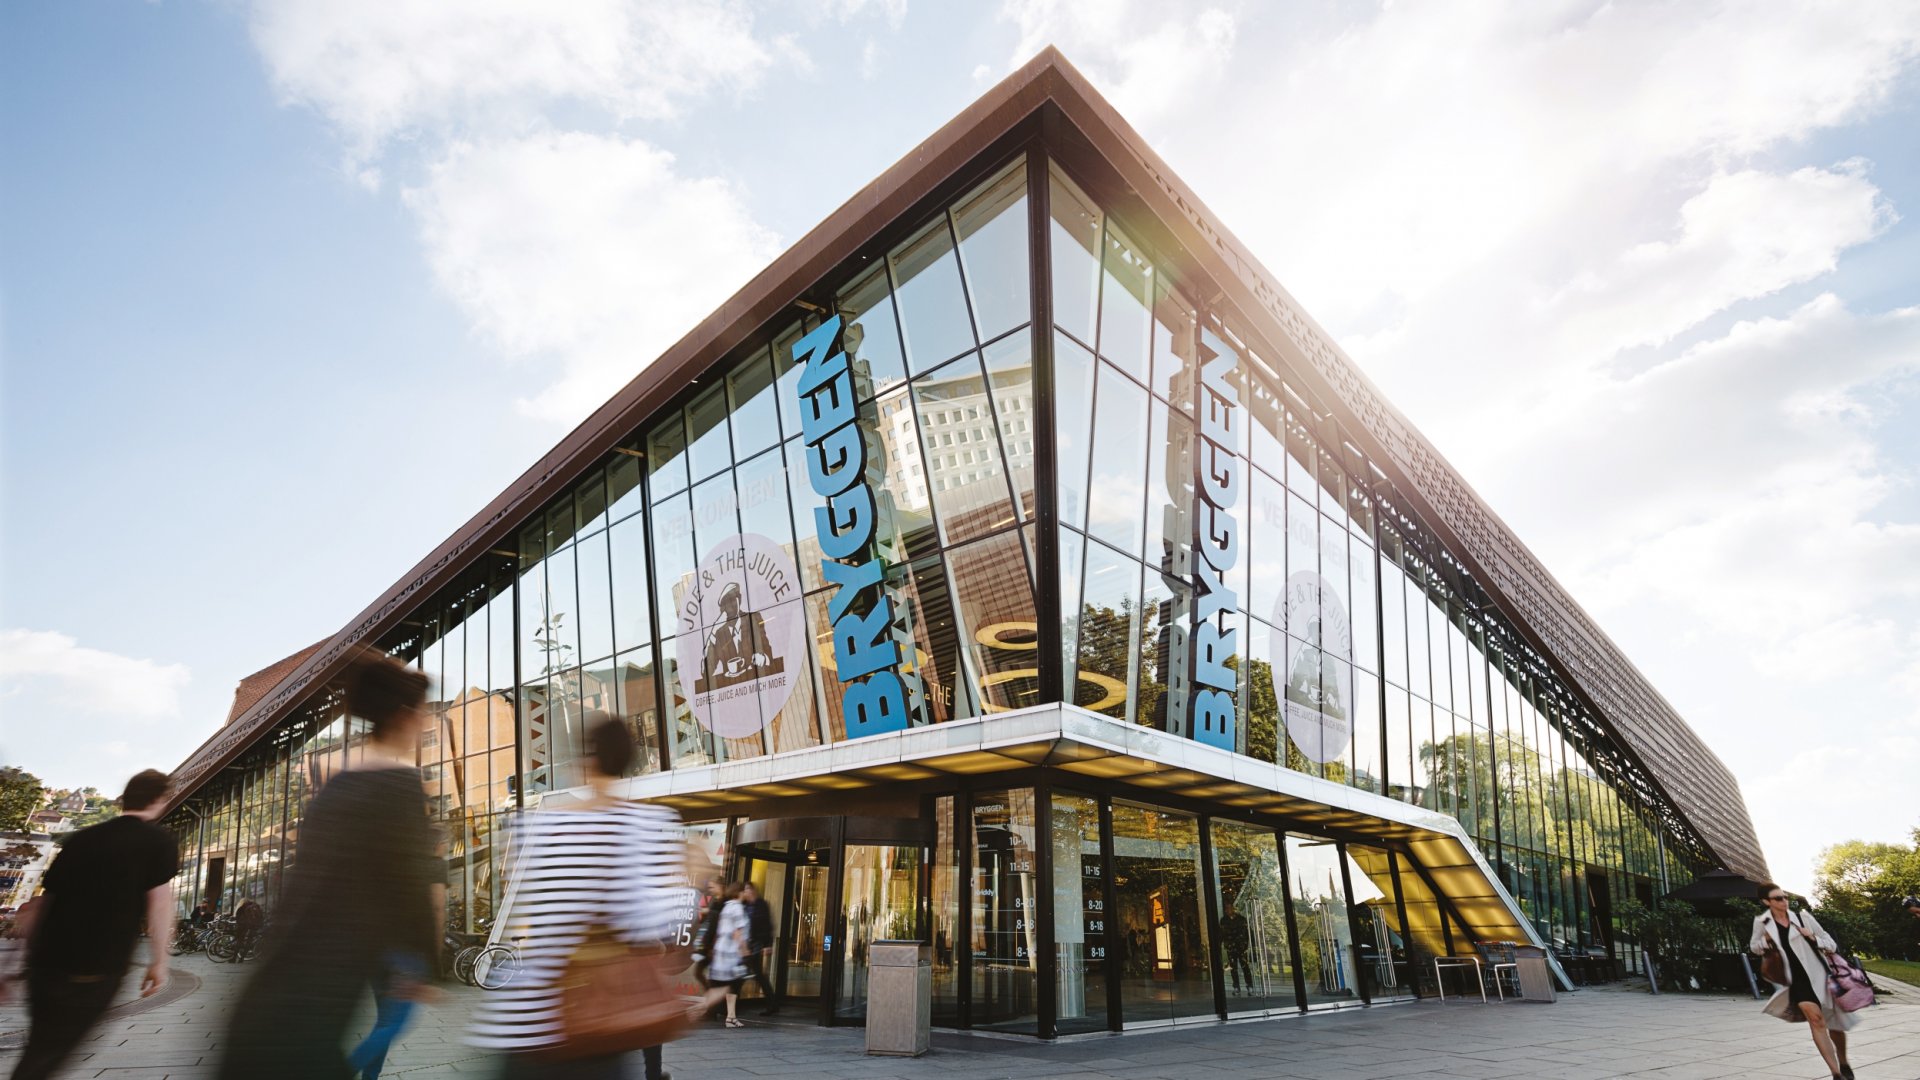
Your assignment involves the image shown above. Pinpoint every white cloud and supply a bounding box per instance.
[247,0,777,163]
[405,132,783,422]
[0,629,191,721]
[997,0,1237,125]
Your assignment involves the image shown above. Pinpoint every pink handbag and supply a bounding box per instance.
[1825,952,1876,1012]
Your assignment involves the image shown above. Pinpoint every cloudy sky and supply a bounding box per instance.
[3,1,1917,895]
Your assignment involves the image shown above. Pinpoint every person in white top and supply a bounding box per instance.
[1750,883,1859,1080]
[470,716,686,1079]
[690,882,751,1029]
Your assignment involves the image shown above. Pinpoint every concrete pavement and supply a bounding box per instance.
[4,953,1918,1079]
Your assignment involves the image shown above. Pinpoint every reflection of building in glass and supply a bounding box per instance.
[159,51,1764,1037]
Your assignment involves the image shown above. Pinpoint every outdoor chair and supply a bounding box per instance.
[1479,941,1520,1000]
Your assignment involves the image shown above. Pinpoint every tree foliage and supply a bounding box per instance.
[1618,898,1723,990]
[0,768,46,833]
[1812,826,1920,960]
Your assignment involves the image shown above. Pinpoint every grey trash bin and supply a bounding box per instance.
[866,940,932,1057]
[1512,945,1557,1003]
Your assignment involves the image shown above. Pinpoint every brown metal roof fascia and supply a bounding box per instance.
[1029,59,1767,880]
[160,51,1070,817]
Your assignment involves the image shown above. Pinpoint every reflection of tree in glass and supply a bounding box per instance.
[1073,598,1134,719]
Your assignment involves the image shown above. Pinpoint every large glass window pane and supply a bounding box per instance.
[881,552,953,730]
[1054,331,1096,533]
[983,333,1037,520]
[947,530,1042,717]
[613,647,661,775]
[608,513,652,657]
[650,492,697,653]
[835,267,907,399]
[1404,574,1431,701]
[1096,221,1152,383]
[1351,534,1379,673]
[574,467,608,536]
[1112,802,1212,1024]
[972,789,1039,1034]
[648,413,689,498]
[1150,281,1196,415]
[1059,527,1085,696]
[686,387,732,483]
[607,449,644,523]
[1379,558,1410,688]
[1247,620,1282,767]
[952,158,1030,343]
[1052,791,1109,1035]
[1048,167,1101,345]
[1075,541,1139,721]
[728,346,782,462]
[658,635,713,767]
[1211,820,1296,1015]
[1248,471,1287,632]
[1351,671,1382,796]
[574,530,613,665]
[1385,686,1412,802]
[1136,566,1188,733]
[1286,835,1359,1008]
[538,545,579,677]
[890,217,976,373]
[913,354,1018,545]
[1085,363,1149,557]
[1144,398,1194,576]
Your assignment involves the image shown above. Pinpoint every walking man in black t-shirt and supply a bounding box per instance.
[7,769,179,1080]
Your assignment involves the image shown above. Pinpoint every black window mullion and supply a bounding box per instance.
[1098,794,1121,1030]
[1198,816,1226,1019]
[1334,843,1372,1005]
[1026,143,1062,706]
[1035,780,1057,1038]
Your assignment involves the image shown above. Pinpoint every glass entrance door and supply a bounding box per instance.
[835,844,922,1020]
[785,860,829,1001]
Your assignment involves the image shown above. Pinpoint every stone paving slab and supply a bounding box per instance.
[3,955,1919,1079]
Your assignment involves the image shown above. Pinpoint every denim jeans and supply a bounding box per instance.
[346,992,417,1079]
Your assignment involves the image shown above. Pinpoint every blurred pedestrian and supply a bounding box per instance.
[740,882,776,1015]
[232,896,265,955]
[218,652,443,1080]
[7,769,178,1080]
[1750,883,1859,1080]
[470,714,685,1079]
[690,882,749,1029]
[348,951,430,1080]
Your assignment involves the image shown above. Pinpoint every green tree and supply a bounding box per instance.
[0,768,46,832]
[1813,827,1920,960]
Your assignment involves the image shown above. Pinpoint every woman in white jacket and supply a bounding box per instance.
[1749,883,1858,1080]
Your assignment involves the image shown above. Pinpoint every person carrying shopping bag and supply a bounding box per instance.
[470,715,688,1079]
[1750,884,1862,1080]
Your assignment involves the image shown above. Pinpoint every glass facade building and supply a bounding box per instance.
[161,51,1764,1037]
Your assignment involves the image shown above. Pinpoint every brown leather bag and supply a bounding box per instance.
[535,930,689,1062]
[1759,941,1786,986]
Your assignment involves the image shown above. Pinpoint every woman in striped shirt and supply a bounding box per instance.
[470,716,686,1079]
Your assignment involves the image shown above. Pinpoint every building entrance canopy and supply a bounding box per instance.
[617,703,1558,978]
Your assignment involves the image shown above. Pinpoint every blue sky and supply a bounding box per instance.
[3,1,1917,895]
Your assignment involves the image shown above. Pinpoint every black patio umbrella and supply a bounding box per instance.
[1664,867,1770,914]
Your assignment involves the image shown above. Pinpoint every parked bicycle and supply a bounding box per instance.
[468,935,523,990]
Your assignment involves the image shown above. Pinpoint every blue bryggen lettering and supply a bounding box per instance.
[790,317,908,737]
[1189,334,1239,750]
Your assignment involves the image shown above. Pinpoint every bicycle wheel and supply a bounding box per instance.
[473,945,517,990]
[169,931,197,957]
[454,944,483,986]
[206,932,237,963]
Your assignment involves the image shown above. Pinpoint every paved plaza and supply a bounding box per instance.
[4,955,1919,1080]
